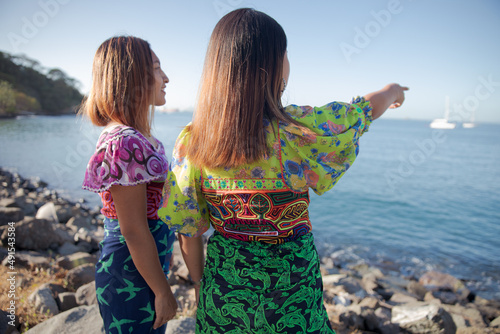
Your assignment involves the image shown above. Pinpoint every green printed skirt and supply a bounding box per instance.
[196,231,335,334]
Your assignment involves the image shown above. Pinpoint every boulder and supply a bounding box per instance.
[333,276,364,295]
[322,274,347,286]
[66,216,92,232]
[28,286,59,316]
[14,196,37,216]
[0,198,18,207]
[35,203,58,223]
[56,292,79,312]
[2,250,51,269]
[75,281,97,306]
[419,271,468,294]
[57,242,80,256]
[407,280,428,301]
[338,304,364,330]
[392,301,457,334]
[490,316,500,327]
[441,303,486,329]
[0,207,24,225]
[2,217,66,250]
[56,252,97,270]
[66,263,96,290]
[0,309,19,334]
[54,204,74,224]
[25,304,104,334]
[389,292,419,305]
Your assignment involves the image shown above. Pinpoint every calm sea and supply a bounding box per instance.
[1,113,499,300]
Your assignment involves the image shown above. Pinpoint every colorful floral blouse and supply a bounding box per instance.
[158,97,372,243]
[83,125,169,220]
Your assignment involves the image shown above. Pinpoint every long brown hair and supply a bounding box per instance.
[187,8,307,169]
[80,36,155,136]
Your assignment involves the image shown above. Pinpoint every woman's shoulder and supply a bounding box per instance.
[97,124,146,147]
[83,124,169,193]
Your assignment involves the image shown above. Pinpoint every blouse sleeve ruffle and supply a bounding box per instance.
[157,126,210,237]
[280,96,372,195]
[82,128,169,193]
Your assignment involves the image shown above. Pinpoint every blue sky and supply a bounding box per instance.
[1,0,499,123]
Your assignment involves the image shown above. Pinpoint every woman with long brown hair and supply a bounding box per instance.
[81,36,203,333]
[158,8,407,333]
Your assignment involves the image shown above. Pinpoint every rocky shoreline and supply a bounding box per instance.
[0,167,499,334]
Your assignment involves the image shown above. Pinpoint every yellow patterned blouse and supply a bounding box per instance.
[158,97,372,243]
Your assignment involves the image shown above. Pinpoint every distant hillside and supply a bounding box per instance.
[0,51,83,117]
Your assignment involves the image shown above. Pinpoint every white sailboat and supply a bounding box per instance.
[430,96,456,129]
[462,110,476,128]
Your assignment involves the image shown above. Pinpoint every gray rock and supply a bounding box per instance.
[56,252,97,270]
[334,276,365,295]
[66,216,92,232]
[66,263,95,290]
[165,316,196,334]
[14,196,37,216]
[428,290,460,305]
[0,198,18,208]
[52,224,74,245]
[322,274,347,286]
[0,309,19,334]
[54,204,74,224]
[392,301,457,334]
[39,282,67,297]
[339,304,364,330]
[389,292,419,305]
[2,217,65,250]
[75,281,97,306]
[376,276,416,301]
[442,303,486,329]
[490,316,500,327]
[419,270,466,293]
[407,280,428,301]
[57,242,80,256]
[25,304,104,334]
[361,272,380,293]
[0,207,24,225]
[2,250,51,269]
[35,202,58,223]
[28,287,59,316]
[56,292,79,312]
[369,307,401,334]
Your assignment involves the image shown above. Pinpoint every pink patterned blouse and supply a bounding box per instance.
[82,125,169,220]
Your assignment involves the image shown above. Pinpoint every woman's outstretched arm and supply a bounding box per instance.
[364,83,409,120]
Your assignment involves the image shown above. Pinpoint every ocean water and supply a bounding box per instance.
[1,113,499,300]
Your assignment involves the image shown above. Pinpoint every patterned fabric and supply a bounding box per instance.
[100,181,165,220]
[158,97,372,241]
[196,231,335,333]
[83,124,169,191]
[83,124,169,219]
[96,218,175,334]
[203,190,311,243]
[83,124,175,333]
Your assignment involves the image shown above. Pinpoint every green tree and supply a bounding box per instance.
[0,80,16,115]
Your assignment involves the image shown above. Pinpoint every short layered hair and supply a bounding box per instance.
[187,8,307,169]
[81,36,155,136]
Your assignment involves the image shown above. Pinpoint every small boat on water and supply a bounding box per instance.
[462,110,476,128]
[430,96,456,129]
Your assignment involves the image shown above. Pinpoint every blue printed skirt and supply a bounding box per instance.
[95,218,175,333]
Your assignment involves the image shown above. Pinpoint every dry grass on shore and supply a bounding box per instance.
[0,264,69,332]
